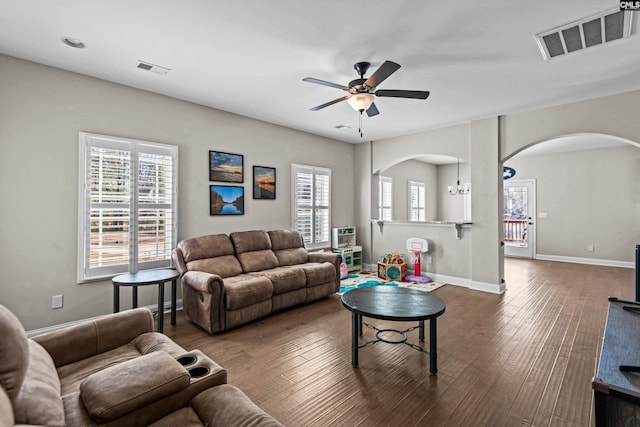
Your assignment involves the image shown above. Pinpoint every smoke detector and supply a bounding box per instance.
[535,8,635,60]
[136,61,171,75]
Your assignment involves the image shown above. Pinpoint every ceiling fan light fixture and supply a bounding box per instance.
[347,93,374,112]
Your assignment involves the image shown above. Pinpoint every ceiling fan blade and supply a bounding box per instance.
[366,103,380,117]
[375,90,430,99]
[364,60,401,88]
[309,96,350,111]
[302,77,349,91]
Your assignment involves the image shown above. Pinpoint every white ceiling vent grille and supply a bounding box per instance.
[535,8,635,60]
[136,61,171,75]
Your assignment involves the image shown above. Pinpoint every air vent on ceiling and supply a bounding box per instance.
[136,61,171,75]
[535,8,635,60]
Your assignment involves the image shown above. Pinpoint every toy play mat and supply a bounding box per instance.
[338,270,446,294]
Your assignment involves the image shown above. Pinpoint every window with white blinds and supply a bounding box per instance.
[291,164,331,249]
[78,132,178,282]
[379,176,392,220]
[408,180,426,221]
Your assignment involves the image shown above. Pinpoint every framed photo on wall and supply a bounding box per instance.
[209,150,243,183]
[253,166,276,200]
[210,185,244,215]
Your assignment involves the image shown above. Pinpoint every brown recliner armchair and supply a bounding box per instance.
[0,304,282,426]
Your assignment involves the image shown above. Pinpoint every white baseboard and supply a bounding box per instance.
[536,254,634,269]
[429,273,506,295]
[362,264,506,295]
[27,299,183,338]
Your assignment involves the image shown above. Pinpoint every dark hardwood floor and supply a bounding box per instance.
[165,258,635,426]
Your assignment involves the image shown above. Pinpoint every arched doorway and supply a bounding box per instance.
[502,133,640,267]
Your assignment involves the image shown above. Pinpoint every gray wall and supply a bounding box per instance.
[505,145,640,263]
[0,55,356,330]
[381,159,471,222]
[382,160,438,220]
[438,162,470,221]
[356,91,640,294]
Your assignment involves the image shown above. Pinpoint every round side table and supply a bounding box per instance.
[112,269,179,333]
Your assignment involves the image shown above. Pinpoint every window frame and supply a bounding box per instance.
[77,132,178,282]
[408,180,426,222]
[378,175,392,221]
[291,163,331,250]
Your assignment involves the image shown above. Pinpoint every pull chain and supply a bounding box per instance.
[358,111,363,138]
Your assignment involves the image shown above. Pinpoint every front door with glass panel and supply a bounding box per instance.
[504,179,535,259]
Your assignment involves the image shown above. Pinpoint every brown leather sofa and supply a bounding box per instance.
[173,229,342,333]
[0,304,282,426]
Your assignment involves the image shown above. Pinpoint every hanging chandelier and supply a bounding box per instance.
[448,159,470,196]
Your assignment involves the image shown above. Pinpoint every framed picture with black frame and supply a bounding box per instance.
[209,150,243,183]
[210,185,244,215]
[253,166,276,200]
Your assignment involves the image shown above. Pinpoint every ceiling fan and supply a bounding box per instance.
[303,60,430,117]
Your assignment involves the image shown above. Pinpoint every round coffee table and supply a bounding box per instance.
[341,286,446,374]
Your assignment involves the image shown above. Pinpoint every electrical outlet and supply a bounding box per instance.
[587,245,595,252]
[52,295,63,309]
[427,256,433,264]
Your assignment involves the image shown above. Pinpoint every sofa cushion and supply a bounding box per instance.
[250,266,306,295]
[13,340,65,427]
[230,230,272,253]
[268,229,304,250]
[223,275,273,310]
[272,247,308,267]
[301,262,337,287]
[237,250,280,273]
[179,233,235,261]
[80,351,190,423]
[231,231,279,272]
[178,234,244,278]
[268,230,309,266]
[0,304,29,401]
[188,255,244,278]
[33,308,155,369]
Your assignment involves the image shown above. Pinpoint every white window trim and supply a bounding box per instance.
[408,180,426,222]
[291,163,331,250]
[77,132,178,282]
[379,176,392,221]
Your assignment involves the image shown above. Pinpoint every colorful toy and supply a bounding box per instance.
[406,238,429,277]
[340,262,348,279]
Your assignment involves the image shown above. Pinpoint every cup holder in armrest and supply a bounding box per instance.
[188,366,210,378]
[176,353,197,367]
[177,349,226,387]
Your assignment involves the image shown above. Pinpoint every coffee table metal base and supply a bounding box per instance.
[351,311,438,374]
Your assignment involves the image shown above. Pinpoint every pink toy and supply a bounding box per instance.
[340,263,348,279]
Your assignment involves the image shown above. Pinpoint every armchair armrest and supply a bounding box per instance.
[33,308,154,367]
[181,271,225,333]
[190,384,283,427]
[172,247,188,275]
[80,351,190,423]
[308,251,342,268]
[308,251,342,290]
[181,271,224,294]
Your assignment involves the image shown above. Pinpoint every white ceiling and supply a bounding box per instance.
[1,1,639,145]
